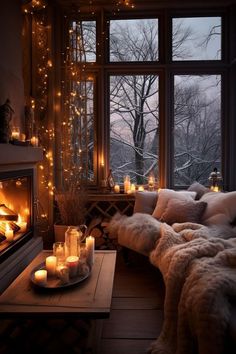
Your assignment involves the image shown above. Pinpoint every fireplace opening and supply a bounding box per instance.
[0,169,33,262]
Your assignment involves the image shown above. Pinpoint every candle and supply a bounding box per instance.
[124,175,131,194]
[86,236,95,267]
[34,269,47,286]
[212,186,219,192]
[66,256,79,278]
[53,242,65,265]
[30,136,39,146]
[11,127,20,140]
[114,184,120,193]
[138,185,144,191]
[45,256,57,276]
[5,225,14,242]
[20,133,26,142]
[56,265,69,284]
[130,184,136,193]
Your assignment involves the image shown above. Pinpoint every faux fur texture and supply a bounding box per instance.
[148,222,236,354]
[104,212,161,256]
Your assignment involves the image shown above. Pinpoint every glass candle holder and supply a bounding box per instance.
[53,242,65,265]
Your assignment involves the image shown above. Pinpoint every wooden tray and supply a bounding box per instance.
[30,262,90,289]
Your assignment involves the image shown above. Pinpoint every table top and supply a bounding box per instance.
[0,250,116,319]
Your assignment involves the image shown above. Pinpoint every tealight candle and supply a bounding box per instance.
[114,184,120,193]
[86,236,95,267]
[30,136,39,147]
[11,127,20,140]
[66,256,79,278]
[138,185,144,191]
[34,269,47,286]
[45,256,57,276]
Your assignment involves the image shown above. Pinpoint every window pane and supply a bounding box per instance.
[62,77,95,184]
[174,75,221,186]
[110,75,159,185]
[69,20,96,62]
[110,19,158,62]
[172,17,221,61]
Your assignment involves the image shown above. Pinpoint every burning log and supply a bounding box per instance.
[0,204,18,221]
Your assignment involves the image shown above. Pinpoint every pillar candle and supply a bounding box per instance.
[86,236,95,267]
[45,256,57,276]
[66,256,79,278]
[34,269,47,286]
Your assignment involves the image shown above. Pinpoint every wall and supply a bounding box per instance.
[0,0,25,129]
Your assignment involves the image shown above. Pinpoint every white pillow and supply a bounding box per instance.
[201,191,236,226]
[152,189,197,220]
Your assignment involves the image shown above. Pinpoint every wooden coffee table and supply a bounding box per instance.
[0,250,116,318]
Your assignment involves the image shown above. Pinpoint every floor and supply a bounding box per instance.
[0,250,165,354]
[99,250,165,354]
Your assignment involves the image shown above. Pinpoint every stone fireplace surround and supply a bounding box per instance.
[0,144,44,293]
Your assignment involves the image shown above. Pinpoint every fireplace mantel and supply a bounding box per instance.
[0,144,43,166]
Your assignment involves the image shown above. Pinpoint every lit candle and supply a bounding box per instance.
[30,136,39,146]
[86,236,95,267]
[130,183,136,193]
[124,175,131,194]
[66,256,79,278]
[138,185,144,191]
[5,224,14,242]
[45,256,57,276]
[148,175,155,190]
[20,133,26,142]
[53,242,65,265]
[11,127,20,140]
[213,186,219,192]
[56,265,69,284]
[114,184,120,193]
[34,269,47,286]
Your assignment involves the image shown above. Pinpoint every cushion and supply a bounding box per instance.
[201,191,236,226]
[133,191,158,214]
[152,189,197,220]
[188,181,211,200]
[160,198,207,225]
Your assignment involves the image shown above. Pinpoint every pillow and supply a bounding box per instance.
[133,191,158,214]
[160,198,207,225]
[187,181,211,200]
[200,191,236,226]
[152,189,197,220]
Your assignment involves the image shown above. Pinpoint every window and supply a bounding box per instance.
[172,17,222,61]
[63,11,226,189]
[110,74,159,184]
[109,19,159,61]
[173,75,221,186]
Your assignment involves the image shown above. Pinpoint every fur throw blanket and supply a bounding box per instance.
[148,222,236,354]
[104,212,161,256]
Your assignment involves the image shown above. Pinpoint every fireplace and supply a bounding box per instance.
[0,144,44,293]
[0,169,33,262]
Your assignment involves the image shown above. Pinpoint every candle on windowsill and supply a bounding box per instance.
[138,185,144,191]
[45,256,57,276]
[34,269,47,286]
[66,256,79,278]
[124,175,131,194]
[86,236,95,267]
[130,184,136,193]
[114,184,120,193]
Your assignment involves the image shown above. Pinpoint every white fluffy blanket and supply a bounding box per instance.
[148,222,236,354]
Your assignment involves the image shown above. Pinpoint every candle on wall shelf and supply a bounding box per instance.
[148,174,155,191]
[34,269,47,286]
[114,184,120,193]
[11,127,20,140]
[30,136,39,146]
[66,255,79,277]
[5,224,14,242]
[45,256,57,276]
[86,236,95,268]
